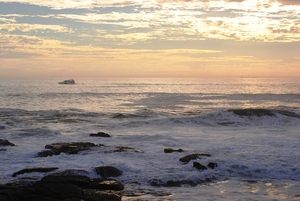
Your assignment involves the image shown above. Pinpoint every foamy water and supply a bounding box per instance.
[0,78,299,200]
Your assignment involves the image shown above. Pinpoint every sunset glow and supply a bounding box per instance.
[0,0,299,78]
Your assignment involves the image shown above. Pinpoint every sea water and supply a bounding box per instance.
[0,78,299,200]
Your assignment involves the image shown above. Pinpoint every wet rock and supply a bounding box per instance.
[95,166,123,178]
[149,179,201,187]
[0,139,15,146]
[164,148,183,153]
[229,109,275,117]
[37,142,96,157]
[89,132,111,137]
[193,162,207,170]
[208,162,218,169]
[12,167,59,177]
[179,153,211,164]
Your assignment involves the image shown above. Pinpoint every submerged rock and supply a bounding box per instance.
[0,139,15,146]
[12,167,59,177]
[164,148,183,153]
[89,132,111,137]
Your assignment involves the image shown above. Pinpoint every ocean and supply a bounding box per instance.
[0,78,299,200]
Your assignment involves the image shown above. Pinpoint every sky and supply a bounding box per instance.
[0,0,299,78]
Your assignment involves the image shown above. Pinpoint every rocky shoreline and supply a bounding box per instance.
[1,133,219,200]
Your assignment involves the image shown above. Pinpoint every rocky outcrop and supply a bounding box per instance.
[0,175,123,201]
[0,139,15,147]
[90,132,111,137]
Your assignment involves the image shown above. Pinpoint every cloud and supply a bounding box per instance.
[277,0,300,5]
[0,23,71,33]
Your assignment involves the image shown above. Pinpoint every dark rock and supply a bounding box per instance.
[0,126,5,129]
[208,162,218,169]
[95,166,123,178]
[23,194,61,201]
[193,162,207,170]
[164,148,183,153]
[0,187,25,201]
[229,109,275,117]
[34,182,83,199]
[12,167,59,177]
[0,139,15,146]
[148,179,200,187]
[37,142,96,157]
[179,153,211,164]
[0,148,6,151]
[0,174,123,201]
[90,132,111,137]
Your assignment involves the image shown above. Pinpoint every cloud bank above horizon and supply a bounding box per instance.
[0,0,299,78]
